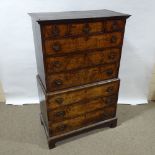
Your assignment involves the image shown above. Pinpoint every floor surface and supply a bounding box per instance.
[0,103,155,155]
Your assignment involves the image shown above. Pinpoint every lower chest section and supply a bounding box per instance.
[41,79,120,136]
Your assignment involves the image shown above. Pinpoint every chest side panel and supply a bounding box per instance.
[31,19,46,88]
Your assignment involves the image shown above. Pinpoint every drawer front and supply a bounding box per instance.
[105,19,126,32]
[48,95,118,123]
[47,63,119,91]
[42,21,103,39]
[49,105,116,136]
[47,80,120,109]
[42,20,125,39]
[44,32,123,55]
[46,48,121,74]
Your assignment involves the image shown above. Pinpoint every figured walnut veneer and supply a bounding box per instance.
[29,9,130,149]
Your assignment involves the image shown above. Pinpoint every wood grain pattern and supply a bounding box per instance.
[30,9,130,148]
[42,21,103,39]
[41,114,117,149]
[49,105,116,136]
[48,95,118,123]
[47,79,120,109]
[47,63,119,91]
[44,32,123,55]
[42,19,125,39]
[105,19,126,32]
[46,48,121,74]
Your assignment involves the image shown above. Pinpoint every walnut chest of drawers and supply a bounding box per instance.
[29,9,130,149]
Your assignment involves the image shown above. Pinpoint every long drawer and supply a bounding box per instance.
[46,63,119,91]
[48,95,118,123]
[44,32,123,55]
[49,105,116,136]
[42,19,126,39]
[47,79,120,109]
[46,48,121,74]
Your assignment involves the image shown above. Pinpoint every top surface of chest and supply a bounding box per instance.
[29,9,130,23]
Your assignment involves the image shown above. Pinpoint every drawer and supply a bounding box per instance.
[46,48,121,74]
[48,95,118,123]
[42,20,125,39]
[47,79,120,109]
[44,32,123,55]
[42,21,104,39]
[105,19,126,32]
[49,105,116,136]
[46,63,119,91]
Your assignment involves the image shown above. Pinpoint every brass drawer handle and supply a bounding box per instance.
[57,124,67,131]
[106,97,116,104]
[52,61,61,68]
[108,52,116,60]
[83,24,91,34]
[106,86,114,93]
[55,111,65,117]
[52,43,61,52]
[110,36,117,43]
[52,25,60,37]
[112,22,118,31]
[55,98,64,104]
[54,79,63,86]
[106,69,113,76]
[106,98,113,104]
